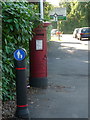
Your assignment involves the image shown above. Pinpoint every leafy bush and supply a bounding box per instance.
[47,25,52,41]
[2,2,40,101]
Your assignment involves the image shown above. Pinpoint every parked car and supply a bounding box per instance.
[51,29,62,37]
[77,27,90,40]
[73,28,80,38]
[51,29,58,36]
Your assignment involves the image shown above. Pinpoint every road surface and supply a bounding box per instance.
[28,34,88,118]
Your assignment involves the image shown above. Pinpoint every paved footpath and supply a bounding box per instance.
[28,38,88,118]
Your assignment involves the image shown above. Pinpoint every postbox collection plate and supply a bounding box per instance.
[36,40,43,50]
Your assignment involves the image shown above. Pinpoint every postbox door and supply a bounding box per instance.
[30,35,47,78]
[35,36,47,77]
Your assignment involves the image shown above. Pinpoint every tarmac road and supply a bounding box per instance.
[28,34,88,118]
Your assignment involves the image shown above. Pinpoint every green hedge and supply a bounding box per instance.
[2,2,40,101]
[47,25,52,41]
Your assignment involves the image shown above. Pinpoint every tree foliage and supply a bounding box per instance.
[59,1,90,33]
[44,2,53,21]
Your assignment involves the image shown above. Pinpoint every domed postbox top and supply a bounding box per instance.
[43,22,51,27]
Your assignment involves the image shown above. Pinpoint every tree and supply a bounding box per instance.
[59,1,90,33]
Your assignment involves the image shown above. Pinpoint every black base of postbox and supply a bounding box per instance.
[15,107,30,119]
[29,77,48,88]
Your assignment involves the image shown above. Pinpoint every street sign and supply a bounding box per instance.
[58,15,66,20]
[50,15,54,19]
[14,49,26,61]
[49,7,66,21]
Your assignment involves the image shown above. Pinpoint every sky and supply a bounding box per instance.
[46,0,60,6]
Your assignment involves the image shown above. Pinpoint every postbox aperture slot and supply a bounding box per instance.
[36,40,43,50]
[36,34,44,36]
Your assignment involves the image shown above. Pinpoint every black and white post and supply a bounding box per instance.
[14,48,30,119]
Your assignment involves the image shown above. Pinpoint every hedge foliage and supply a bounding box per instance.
[2,2,40,101]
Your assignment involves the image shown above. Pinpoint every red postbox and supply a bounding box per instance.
[29,22,51,88]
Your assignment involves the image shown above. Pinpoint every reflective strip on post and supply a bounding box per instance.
[17,104,28,107]
[15,68,27,70]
